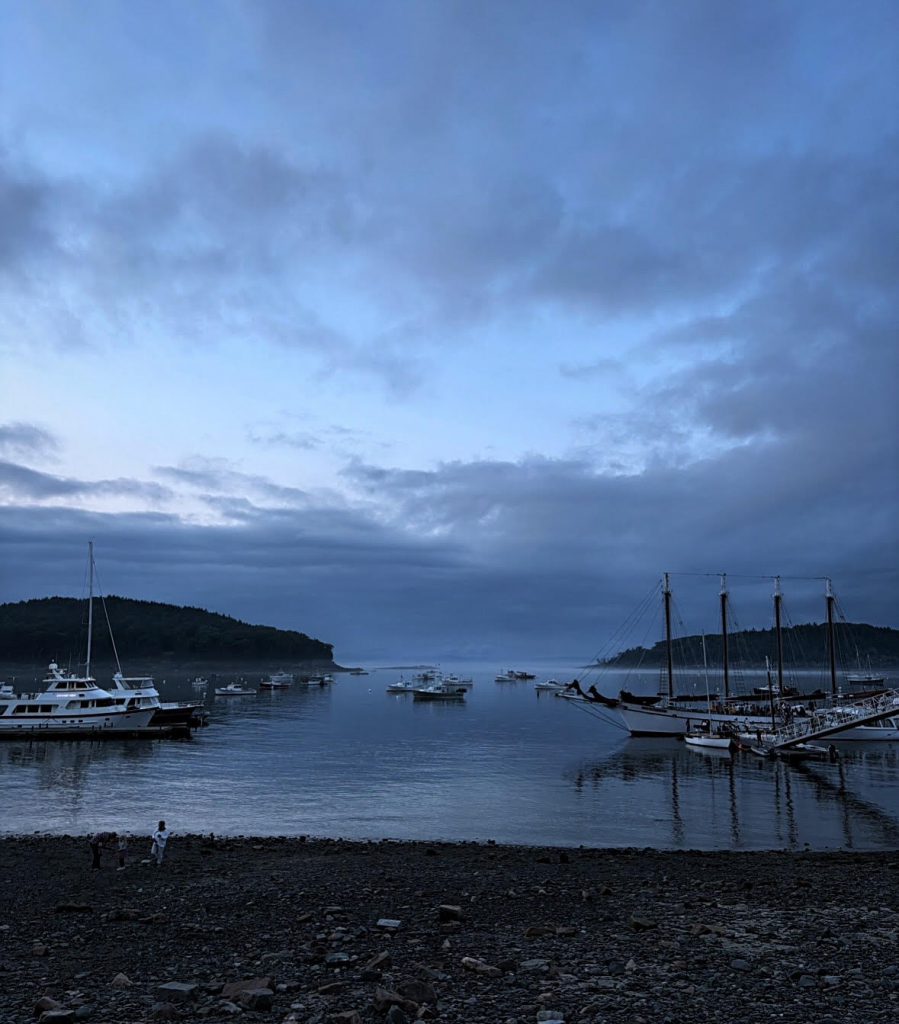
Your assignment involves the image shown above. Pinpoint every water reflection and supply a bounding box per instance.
[567,737,899,850]
[2,662,899,848]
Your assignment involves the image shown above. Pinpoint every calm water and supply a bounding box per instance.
[2,663,899,850]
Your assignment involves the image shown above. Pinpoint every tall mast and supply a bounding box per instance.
[720,573,730,700]
[663,573,674,701]
[825,577,837,698]
[773,575,784,693]
[86,540,94,679]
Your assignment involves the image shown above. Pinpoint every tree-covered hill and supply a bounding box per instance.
[603,621,899,668]
[0,596,334,667]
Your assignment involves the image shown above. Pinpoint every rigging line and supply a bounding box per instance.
[585,579,660,669]
[92,564,123,676]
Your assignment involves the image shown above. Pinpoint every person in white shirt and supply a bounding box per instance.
[151,820,170,866]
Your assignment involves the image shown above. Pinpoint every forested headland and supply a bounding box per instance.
[603,621,899,668]
[0,596,335,668]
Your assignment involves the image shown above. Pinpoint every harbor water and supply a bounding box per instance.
[2,663,899,850]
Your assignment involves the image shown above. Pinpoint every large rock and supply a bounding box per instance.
[221,976,274,999]
[238,987,273,1011]
[35,996,64,1015]
[109,973,132,989]
[154,982,198,1003]
[397,979,437,1004]
[461,957,502,978]
[437,905,463,923]
[38,1013,74,1023]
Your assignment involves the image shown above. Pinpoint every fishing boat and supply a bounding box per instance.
[386,678,417,693]
[443,674,474,689]
[412,680,467,701]
[260,671,293,689]
[215,682,256,696]
[190,676,209,690]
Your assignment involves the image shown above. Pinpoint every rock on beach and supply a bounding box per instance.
[0,835,896,1023]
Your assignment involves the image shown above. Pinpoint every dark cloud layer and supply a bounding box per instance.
[1,2,896,655]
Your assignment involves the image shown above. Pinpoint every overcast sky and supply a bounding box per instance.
[1,1,897,661]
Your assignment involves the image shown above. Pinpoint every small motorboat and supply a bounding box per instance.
[215,682,256,696]
[534,679,565,691]
[684,732,734,750]
[443,674,474,689]
[190,676,209,689]
[386,678,417,693]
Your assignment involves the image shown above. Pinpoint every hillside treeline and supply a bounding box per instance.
[0,596,334,665]
[605,621,899,668]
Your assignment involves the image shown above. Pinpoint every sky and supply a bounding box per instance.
[1,0,897,661]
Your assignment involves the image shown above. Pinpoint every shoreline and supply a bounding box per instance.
[3,836,897,1022]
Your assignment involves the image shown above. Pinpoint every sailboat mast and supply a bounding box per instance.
[773,575,784,692]
[825,577,838,698]
[663,573,674,701]
[719,573,730,700]
[86,540,94,679]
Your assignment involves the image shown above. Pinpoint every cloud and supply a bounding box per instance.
[155,458,310,507]
[0,422,60,460]
[0,460,173,504]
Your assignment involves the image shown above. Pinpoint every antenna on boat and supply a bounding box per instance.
[719,573,730,700]
[86,540,94,680]
[825,577,838,698]
[663,572,674,701]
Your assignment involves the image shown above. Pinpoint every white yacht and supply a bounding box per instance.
[0,664,154,736]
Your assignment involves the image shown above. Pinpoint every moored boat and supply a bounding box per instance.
[260,671,293,689]
[0,663,155,737]
[412,681,467,701]
[215,682,256,696]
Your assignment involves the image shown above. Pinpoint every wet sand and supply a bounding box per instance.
[2,835,897,1023]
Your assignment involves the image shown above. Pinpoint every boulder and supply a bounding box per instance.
[437,905,463,923]
[155,982,198,1003]
[221,976,274,999]
[34,996,64,1015]
[397,979,437,1004]
[109,973,132,989]
[238,987,273,1011]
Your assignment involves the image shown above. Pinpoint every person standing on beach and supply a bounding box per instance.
[117,833,129,869]
[89,831,114,869]
[151,820,170,866]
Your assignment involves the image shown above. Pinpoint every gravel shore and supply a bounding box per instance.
[2,836,897,1023]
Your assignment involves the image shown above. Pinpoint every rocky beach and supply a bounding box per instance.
[2,836,897,1023]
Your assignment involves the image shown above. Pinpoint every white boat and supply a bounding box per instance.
[0,663,155,736]
[684,732,734,750]
[534,679,566,691]
[0,544,158,738]
[260,672,293,689]
[191,676,209,689]
[386,678,417,693]
[106,672,205,729]
[496,669,536,681]
[443,674,474,689]
[215,682,256,696]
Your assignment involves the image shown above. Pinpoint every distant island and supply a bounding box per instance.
[602,621,899,668]
[0,596,336,670]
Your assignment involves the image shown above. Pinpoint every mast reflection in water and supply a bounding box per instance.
[1,663,899,849]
